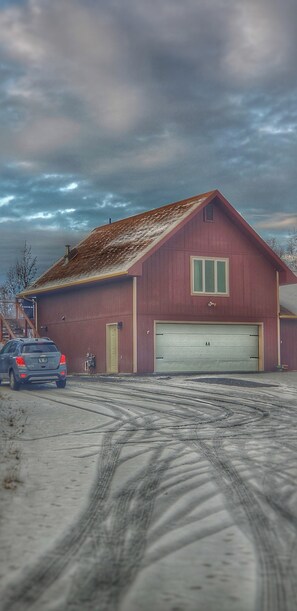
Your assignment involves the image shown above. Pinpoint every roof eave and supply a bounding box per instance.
[19,270,130,297]
[278,268,297,285]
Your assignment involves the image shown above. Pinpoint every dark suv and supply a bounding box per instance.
[0,338,67,390]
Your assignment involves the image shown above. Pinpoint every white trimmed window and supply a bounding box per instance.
[191,257,229,295]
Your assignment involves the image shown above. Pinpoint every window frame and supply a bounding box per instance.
[191,256,229,296]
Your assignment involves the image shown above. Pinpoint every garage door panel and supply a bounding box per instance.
[157,334,258,349]
[156,357,258,373]
[157,345,258,359]
[155,323,259,373]
[157,324,258,336]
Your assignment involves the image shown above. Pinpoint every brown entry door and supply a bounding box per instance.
[106,324,119,373]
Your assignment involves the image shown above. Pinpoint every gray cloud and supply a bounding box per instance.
[0,0,297,284]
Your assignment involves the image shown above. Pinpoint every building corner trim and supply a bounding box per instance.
[276,271,281,367]
[132,277,138,373]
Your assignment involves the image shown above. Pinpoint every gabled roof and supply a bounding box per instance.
[21,189,296,296]
[21,191,213,295]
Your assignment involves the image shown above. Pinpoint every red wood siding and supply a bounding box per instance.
[137,203,279,372]
[280,320,297,370]
[37,279,133,373]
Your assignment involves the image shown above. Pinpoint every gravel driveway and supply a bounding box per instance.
[0,373,297,611]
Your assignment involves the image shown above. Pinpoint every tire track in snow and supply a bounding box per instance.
[1,379,297,610]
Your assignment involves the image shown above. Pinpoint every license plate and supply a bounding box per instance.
[38,357,48,363]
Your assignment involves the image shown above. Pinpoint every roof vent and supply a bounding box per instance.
[64,244,71,264]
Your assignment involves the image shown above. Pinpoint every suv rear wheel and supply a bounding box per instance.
[9,370,20,391]
[56,379,66,389]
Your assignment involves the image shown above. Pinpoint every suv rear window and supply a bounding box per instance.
[21,343,58,354]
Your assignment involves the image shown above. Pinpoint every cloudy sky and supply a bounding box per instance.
[0,0,297,285]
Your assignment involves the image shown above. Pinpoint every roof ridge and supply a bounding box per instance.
[92,190,217,232]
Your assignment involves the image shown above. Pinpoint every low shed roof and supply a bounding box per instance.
[280,278,297,316]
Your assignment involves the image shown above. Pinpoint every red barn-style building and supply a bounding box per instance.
[21,190,296,374]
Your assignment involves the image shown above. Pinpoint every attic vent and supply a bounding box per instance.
[203,204,214,222]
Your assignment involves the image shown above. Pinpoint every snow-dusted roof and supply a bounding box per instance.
[280,276,297,315]
[23,191,214,294]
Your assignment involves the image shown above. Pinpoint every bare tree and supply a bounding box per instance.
[3,242,37,298]
[266,237,285,258]
[286,228,297,256]
[0,284,10,315]
[267,230,297,272]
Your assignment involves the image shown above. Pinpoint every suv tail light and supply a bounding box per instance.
[60,354,66,365]
[15,356,26,367]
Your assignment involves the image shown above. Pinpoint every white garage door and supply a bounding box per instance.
[155,323,259,373]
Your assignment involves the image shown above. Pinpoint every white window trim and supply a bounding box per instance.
[191,256,229,295]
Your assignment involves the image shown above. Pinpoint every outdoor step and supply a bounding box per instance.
[1,318,30,341]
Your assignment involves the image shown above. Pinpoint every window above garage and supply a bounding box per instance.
[191,257,229,295]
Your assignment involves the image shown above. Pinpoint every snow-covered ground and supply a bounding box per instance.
[0,372,297,611]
